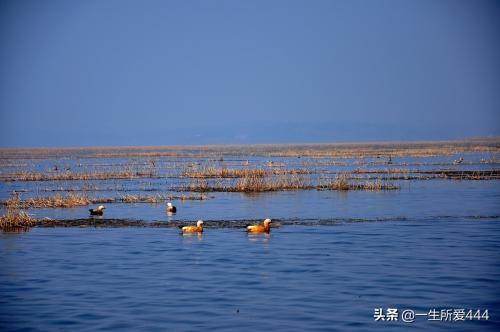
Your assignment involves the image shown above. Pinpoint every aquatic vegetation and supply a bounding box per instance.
[2,193,207,209]
[182,166,312,179]
[433,170,500,180]
[0,139,496,220]
[0,170,158,182]
[319,173,350,190]
[4,193,96,208]
[351,169,500,180]
[0,138,498,159]
[183,172,398,192]
[184,173,312,192]
[317,174,398,191]
[183,166,266,178]
[118,193,206,203]
[0,209,37,231]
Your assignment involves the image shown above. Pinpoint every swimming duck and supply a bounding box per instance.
[89,205,105,216]
[167,202,177,213]
[453,157,464,164]
[247,218,271,233]
[182,220,204,233]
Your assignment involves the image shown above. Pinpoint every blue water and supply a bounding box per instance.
[12,180,499,222]
[1,219,499,331]
[1,149,499,330]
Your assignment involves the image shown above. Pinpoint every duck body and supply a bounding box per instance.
[89,209,104,216]
[89,205,105,216]
[167,202,177,213]
[181,220,203,233]
[247,219,271,233]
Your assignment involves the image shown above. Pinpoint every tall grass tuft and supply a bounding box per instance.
[318,173,398,191]
[0,209,37,231]
[183,167,266,178]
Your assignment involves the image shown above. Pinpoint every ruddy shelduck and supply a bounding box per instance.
[247,218,271,233]
[89,205,105,216]
[167,202,177,213]
[182,220,204,233]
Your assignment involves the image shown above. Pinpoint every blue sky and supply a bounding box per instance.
[0,0,499,147]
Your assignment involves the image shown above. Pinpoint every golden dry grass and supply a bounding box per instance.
[4,194,94,208]
[0,138,498,159]
[184,172,398,192]
[0,209,37,231]
[0,170,157,182]
[184,173,313,192]
[317,173,398,191]
[182,166,312,180]
[183,167,266,178]
[2,193,207,209]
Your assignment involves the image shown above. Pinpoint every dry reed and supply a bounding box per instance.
[184,173,313,192]
[0,138,498,159]
[2,193,207,209]
[0,209,37,231]
[0,170,157,182]
[317,173,398,191]
[183,167,266,178]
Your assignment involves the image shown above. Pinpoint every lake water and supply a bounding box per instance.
[1,219,499,331]
[1,147,499,330]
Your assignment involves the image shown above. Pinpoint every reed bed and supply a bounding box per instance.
[1,138,497,160]
[184,173,312,192]
[118,194,206,203]
[0,209,37,231]
[353,168,413,174]
[0,170,158,182]
[317,174,399,191]
[183,172,398,192]
[2,193,207,209]
[182,166,312,179]
[183,167,266,178]
[435,170,500,180]
[4,194,107,208]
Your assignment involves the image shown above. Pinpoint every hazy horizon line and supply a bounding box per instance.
[1,136,498,150]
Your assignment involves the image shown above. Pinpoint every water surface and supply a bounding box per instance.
[1,219,499,331]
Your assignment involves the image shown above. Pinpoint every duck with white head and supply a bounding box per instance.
[167,202,177,213]
[89,205,105,216]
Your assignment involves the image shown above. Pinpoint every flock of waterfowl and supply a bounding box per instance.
[89,202,272,234]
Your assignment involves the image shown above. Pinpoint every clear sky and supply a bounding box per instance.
[0,0,499,147]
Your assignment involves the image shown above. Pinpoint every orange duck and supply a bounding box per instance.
[181,220,204,233]
[247,218,271,234]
